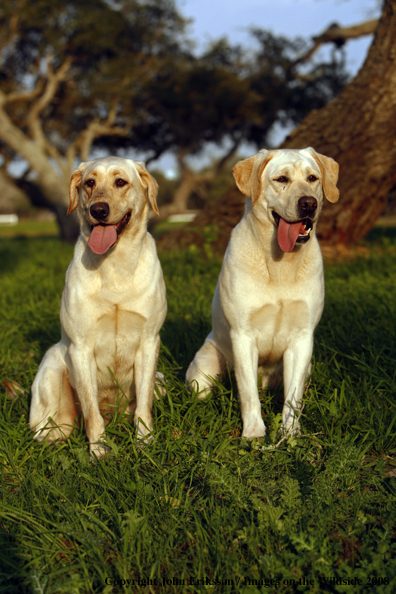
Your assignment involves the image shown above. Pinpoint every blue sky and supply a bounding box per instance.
[179,0,379,74]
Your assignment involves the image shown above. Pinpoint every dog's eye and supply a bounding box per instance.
[308,175,318,182]
[275,176,288,183]
[85,179,95,188]
[115,179,127,187]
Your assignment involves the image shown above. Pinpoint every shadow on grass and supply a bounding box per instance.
[161,315,212,375]
[365,225,396,243]
[27,321,62,362]
[0,237,34,273]
[0,533,26,593]
[0,235,68,274]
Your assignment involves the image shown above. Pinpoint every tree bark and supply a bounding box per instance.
[0,82,80,241]
[156,140,241,221]
[53,204,80,242]
[16,178,79,242]
[281,0,396,246]
[288,19,378,70]
[159,170,200,219]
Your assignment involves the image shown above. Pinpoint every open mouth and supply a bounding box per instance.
[115,211,132,235]
[88,211,132,255]
[272,211,314,252]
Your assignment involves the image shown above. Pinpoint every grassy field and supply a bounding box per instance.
[1,225,396,593]
[0,219,59,239]
[0,218,184,241]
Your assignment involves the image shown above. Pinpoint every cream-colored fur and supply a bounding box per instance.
[186,148,339,438]
[30,157,167,457]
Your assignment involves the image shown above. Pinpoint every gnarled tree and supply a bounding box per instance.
[0,0,187,240]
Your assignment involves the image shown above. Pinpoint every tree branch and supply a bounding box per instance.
[145,144,172,166]
[214,136,242,175]
[176,149,190,173]
[0,7,23,64]
[44,137,69,177]
[27,56,73,150]
[289,18,378,72]
[0,58,74,180]
[0,93,69,205]
[75,102,130,162]
[2,81,45,105]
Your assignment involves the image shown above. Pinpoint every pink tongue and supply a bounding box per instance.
[277,218,301,252]
[87,225,117,255]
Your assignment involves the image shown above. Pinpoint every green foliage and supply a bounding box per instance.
[1,0,348,157]
[148,170,179,207]
[1,233,396,592]
[249,29,348,137]
[132,32,348,159]
[0,0,349,224]
[0,0,188,145]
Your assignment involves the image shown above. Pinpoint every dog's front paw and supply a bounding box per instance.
[135,417,154,446]
[242,417,266,439]
[280,421,301,437]
[90,440,111,461]
[136,428,155,448]
[136,433,154,448]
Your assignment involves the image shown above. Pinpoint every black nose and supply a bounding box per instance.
[90,202,109,221]
[298,196,317,216]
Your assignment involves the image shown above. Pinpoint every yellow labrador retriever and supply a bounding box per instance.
[30,157,167,457]
[186,148,339,438]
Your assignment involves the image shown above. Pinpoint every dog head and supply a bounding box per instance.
[68,156,159,255]
[233,148,339,252]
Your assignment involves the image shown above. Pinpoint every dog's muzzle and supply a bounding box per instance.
[272,211,315,252]
[297,196,317,219]
[90,202,110,222]
[87,209,132,255]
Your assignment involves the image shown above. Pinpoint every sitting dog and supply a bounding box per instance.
[186,148,339,438]
[30,157,167,457]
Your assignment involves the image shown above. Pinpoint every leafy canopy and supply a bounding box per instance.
[0,0,348,162]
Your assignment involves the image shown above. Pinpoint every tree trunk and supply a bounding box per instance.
[52,204,79,242]
[16,178,80,242]
[281,0,396,246]
[158,170,199,219]
[0,94,80,241]
[155,164,217,223]
[38,181,79,242]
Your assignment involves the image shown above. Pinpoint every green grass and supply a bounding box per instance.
[0,218,186,241]
[1,229,396,593]
[0,220,59,239]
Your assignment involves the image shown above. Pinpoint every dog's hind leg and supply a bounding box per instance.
[30,344,78,442]
[258,361,284,390]
[186,334,226,398]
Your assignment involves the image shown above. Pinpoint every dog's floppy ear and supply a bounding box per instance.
[309,149,339,204]
[135,161,159,216]
[68,162,88,215]
[233,149,271,206]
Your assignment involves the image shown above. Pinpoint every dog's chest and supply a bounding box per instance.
[94,304,144,355]
[250,299,310,363]
[89,305,144,391]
